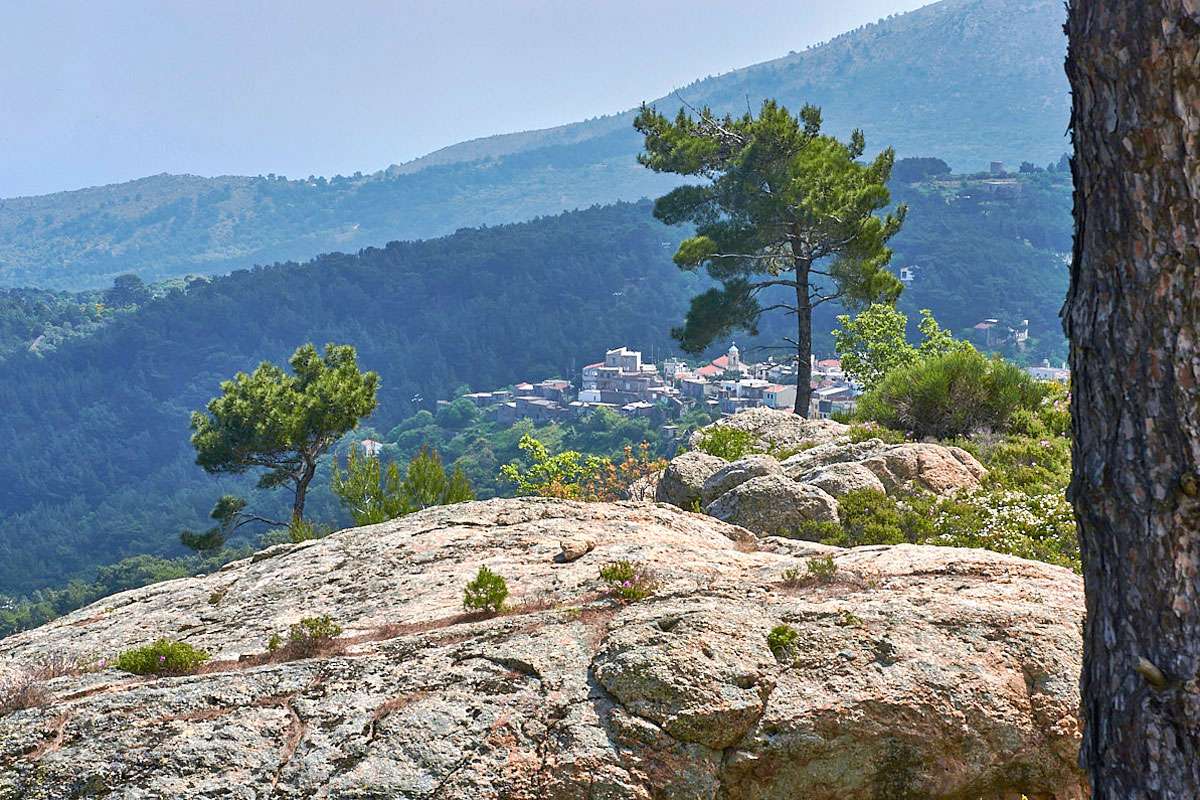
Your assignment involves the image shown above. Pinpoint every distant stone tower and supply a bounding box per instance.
[728,342,740,372]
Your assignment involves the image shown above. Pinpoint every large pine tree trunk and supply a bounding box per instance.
[1064,2,1200,795]
[794,267,814,416]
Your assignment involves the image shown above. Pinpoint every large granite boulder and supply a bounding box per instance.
[704,473,841,535]
[800,460,888,498]
[0,499,1086,799]
[700,454,784,505]
[655,450,726,509]
[781,438,893,480]
[861,442,987,495]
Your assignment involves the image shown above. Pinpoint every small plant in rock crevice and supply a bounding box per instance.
[807,555,839,583]
[599,560,658,602]
[265,615,345,660]
[463,566,509,613]
[767,624,800,661]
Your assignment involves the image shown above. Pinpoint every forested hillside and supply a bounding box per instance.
[0,167,1071,595]
[0,0,1068,289]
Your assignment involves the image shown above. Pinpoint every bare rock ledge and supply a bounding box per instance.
[0,498,1086,799]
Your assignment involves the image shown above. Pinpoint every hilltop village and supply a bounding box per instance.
[437,344,859,428]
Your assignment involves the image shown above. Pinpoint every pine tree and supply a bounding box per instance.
[634,99,906,414]
[190,343,378,521]
[1066,1,1200,794]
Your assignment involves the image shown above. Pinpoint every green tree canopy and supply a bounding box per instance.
[331,447,474,527]
[104,273,151,308]
[634,99,906,414]
[832,304,965,390]
[190,343,379,521]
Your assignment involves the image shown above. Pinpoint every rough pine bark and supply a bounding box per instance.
[1065,1,1200,796]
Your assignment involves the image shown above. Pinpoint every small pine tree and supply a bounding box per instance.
[463,566,508,613]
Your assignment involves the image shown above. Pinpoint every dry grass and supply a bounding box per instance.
[0,656,86,717]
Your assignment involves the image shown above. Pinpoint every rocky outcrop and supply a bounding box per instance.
[700,454,783,505]
[800,460,887,498]
[662,416,987,537]
[655,450,725,509]
[860,442,988,495]
[0,499,1085,799]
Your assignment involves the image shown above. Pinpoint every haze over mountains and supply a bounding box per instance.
[0,0,1074,599]
[0,0,1068,290]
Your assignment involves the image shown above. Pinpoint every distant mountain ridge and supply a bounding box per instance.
[0,0,1068,289]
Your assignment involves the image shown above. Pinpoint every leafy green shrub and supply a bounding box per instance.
[115,639,210,676]
[855,349,1047,439]
[800,486,1080,572]
[694,426,756,461]
[822,490,935,548]
[598,560,657,602]
[767,624,800,660]
[463,566,509,613]
[780,567,805,587]
[286,517,326,543]
[333,446,474,526]
[500,434,607,499]
[928,491,1079,571]
[806,555,839,583]
[275,615,344,658]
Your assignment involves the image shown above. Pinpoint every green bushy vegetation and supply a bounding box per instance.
[767,624,800,660]
[115,639,210,676]
[267,615,344,659]
[694,427,758,461]
[855,348,1048,439]
[599,560,657,602]
[463,566,509,613]
[795,383,1077,570]
[332,447,473,526]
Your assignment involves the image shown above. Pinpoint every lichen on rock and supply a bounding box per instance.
[0,498,1085,799]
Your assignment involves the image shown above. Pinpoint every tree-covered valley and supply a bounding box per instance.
[0,165,1071,598]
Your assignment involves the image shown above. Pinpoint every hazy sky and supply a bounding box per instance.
[0,0,932,197]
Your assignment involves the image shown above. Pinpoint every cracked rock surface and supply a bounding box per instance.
[0,498,1085,799]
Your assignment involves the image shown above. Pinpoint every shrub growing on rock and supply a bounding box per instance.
[694,427,756,461]
[463,566,509,613]
[115,639,210,676]
[267,615,345,659]
[0,656,83,717]
[806,555,839,583]
[599,560,657,602]
[767,624,800,660]
[855,349,1047,439]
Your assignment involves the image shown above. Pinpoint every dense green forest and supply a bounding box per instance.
[0,166,1071,597]
[0,202,692,594]
[0,0,1068,289]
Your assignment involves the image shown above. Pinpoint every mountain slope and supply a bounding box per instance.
[397,0,1068,174]
[0,0,1068,289]
[0,166,1072,596]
